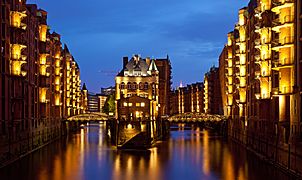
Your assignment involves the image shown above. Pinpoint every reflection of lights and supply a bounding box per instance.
[127,124,132,129]
[203,130,210,176]
[113,154,121,180]
[99,124,103,148]
[80,128,85,152]
[108,129,111,137]
[141,124,146,132]
[149,147,158,169]
[126,156,133,179]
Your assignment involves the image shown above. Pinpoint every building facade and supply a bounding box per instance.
[154,56,172,116]
[101,86,115,96]
[204,67,223,115]
[169,83,205,115]
[0,0,86,166]
[115,55,160,120]
[219,0,302,174]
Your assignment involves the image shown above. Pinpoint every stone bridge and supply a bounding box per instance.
[66,112,109,122]
[168,112,227,123]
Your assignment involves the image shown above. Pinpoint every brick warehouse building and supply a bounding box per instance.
[169,82,205,115]
[0,0,87,166]
[169,67,223,117]
[154,56,172,117]
[218,0,302,174]
[204,67,223,115]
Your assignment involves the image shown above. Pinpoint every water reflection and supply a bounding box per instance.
[0,123,295,180]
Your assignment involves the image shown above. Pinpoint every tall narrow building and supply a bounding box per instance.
[219,0,302,173]
[0,0,86,166]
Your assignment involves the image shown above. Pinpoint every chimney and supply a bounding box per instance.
[123,57,128,68]
[146,57,151,66]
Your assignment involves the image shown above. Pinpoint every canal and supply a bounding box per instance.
[0,122,296,180]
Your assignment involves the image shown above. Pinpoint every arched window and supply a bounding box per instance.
[139,82,143,90]
[127,82,131,90]
[144,82,148,90]
[133,82,138,90]
[120,82,125,89]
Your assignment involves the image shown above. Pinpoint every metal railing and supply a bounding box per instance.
[272,0,294,7]
[272,36,294,47]
[272,58,294,68]
[279,86,293,94]
[273,15,294,26]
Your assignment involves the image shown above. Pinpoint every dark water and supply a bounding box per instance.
[0,123,296,180]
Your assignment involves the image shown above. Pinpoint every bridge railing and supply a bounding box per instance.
[66,112,109,121]
[168,113,226,122]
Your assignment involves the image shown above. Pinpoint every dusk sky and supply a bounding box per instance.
[28,0,248,93]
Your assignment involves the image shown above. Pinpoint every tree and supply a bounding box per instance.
[103,94,115,114]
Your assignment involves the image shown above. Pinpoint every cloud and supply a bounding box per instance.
[27,0,248,92]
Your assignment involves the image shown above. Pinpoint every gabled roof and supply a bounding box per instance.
[148,59,158,72]
[124,56,149,76]
[82,83,87,90]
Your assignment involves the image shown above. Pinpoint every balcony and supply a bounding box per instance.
[11,60,27,77]
[279,86,293,94]
[261,93,270,99]
[39,87,49,103]
[10,44,27,60]
[10,11,27,30]
[39,25,48,42]
[272,0,294,11]
[239,81,246,88]
[255,54,261,63]
[272,58,294,70]
[272,15,294,31]
[272,36,294,47]
[235,49,245,55]
[40,65,50,77]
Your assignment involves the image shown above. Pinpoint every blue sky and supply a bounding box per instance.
[28,0,248,92]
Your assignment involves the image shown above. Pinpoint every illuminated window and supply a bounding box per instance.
[123,102,127,107]
[127,82,131,90]
[133,82,138,89]
[128,103,133,107]
[136,103,140,107]
[141,102,145,107]
[120,82,125,89]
